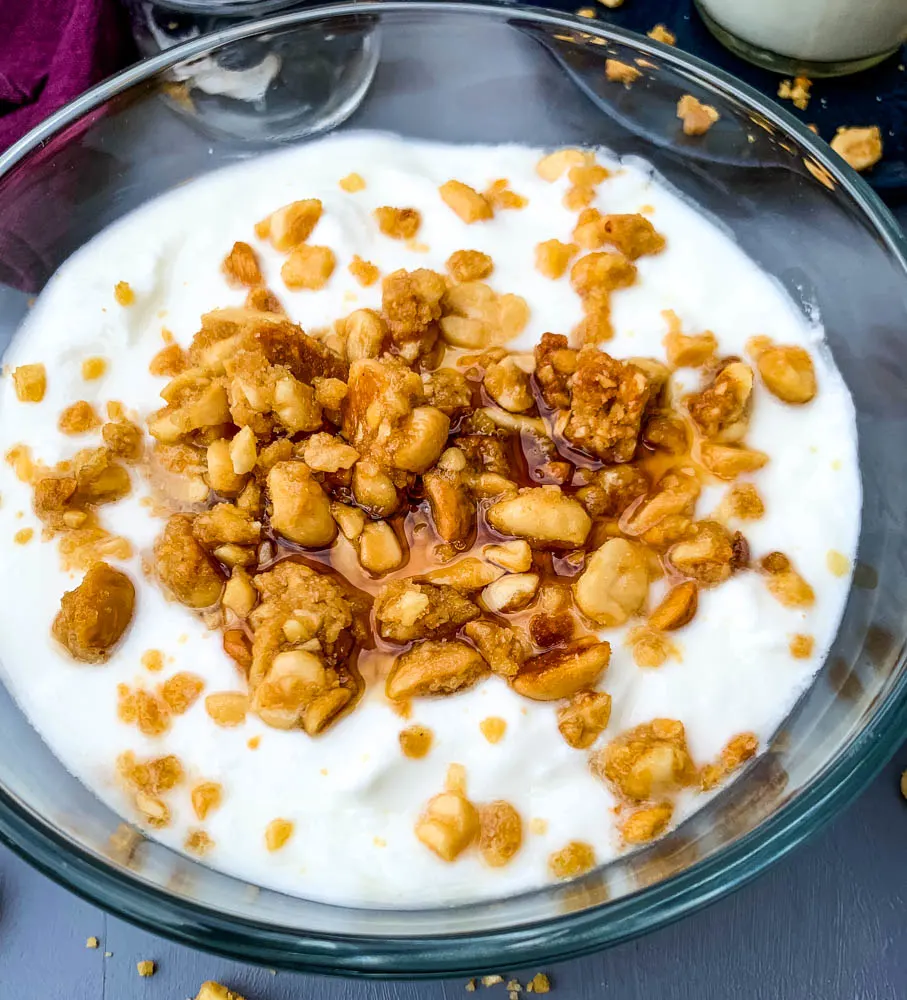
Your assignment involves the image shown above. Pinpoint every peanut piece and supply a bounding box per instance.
[512,641,610,702]
[557,690,612,749]
[267,461,335,547]
[478,801,523,867]
[487,487,591,550]
[483,539,533,573]
[386,640,488,700]
[415,790,479,861]
[575,538,648,628]
[648,581,698,630]
[481,573,540,613]
[756,345,817,404]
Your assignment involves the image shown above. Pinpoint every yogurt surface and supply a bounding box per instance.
[0,133,860,906]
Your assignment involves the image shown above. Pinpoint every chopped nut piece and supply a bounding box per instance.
[536,148,588,182]
[687,361,753,442]
[160,672,204,714]
[513,640,610,701]
[118,750,184,795]
[380,268,446,360]
[12,364,46,402]
[677,95,720,135]
[376,579,479,641]
[647,24,676,44]
[399,724,434,758]
[755,345,817,404]
[664,329,717,368]
[439,180,493,223]
[86,937,99,949]
[222,241,263,286]
[830,126,882,172]
[759,551,815,608]
[191,781,223,821]
[136,960,156,978]
[700,732,758,790]
[281,245,336,291]
[777,76,812,111]
[102,418,143,460]
[82,357,108,381]
[573,211,665,259]
[576,465,649,518]
[482,572,540,613]
[205,691,249,727]
[466,980,477,993]
[185,829,215,855]
[482,975,506,988]
[606,59,641,84]
[195,984,247,1000]
[535,239,577,279]
[193,504,261,549]
[570,252,636,301]
[557,690,612,749]
[789,633,815,659]
[265,818,295,851]
[487,487,591,549]
[527,973,551,994]
[424,557,504,592]
[339,172,366,192]
[374,205,422,240]
[135,790,170,827]
[548,840,596,879]
[58,400,101,435]
[484,357,534,412]
[666,520,735,588]
[575,538,648,627]
[267,461,335,547]
[386,640,488,700]
[53,562,135,663]
[302,432,359,473]
[447,249,493,282]
[483,539,533,573]
[416,789,479,861]
[358,520,405,575]
[261,198,323,250]
[423,368,472,418]
[478,800,523,867]
[480,716,507,744]
[592,718,695,801]
[699,442,769,480]
[155,515,224,608]
[648,581,698,630]
[114,281,135,306]
[464,620,527,678]
[620,802,673,844]
[717,482,765,522]
[149,343,187,377]
[349,255,380,286]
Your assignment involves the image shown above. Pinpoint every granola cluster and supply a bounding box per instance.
[10,148,825,868]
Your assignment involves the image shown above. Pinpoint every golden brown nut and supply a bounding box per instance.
[415,790,479,861]
[423,558,504,592]
[52,562,135,663]
[439,180,493,223]
[447,249,493,282]
[486,487,591,550]
[699,443,769,480]
[222,241,262,286]
[574,538,649,628]
[620,802,674,844]
[647,581,698,630]
[534,332,577,410]
[592,718,695,802]
[386,640,488,700]
[576,464,649,518]
[154,515,224,609]
[512,640,611,701]
[484,357,534,413]
[664,330,717,368]
[260,198,322,250]
[374,579,479,643]
[756,345,817,404]
[374,206,421,240]
[463,620,527,678]
[12,363,46,402]
[478,801,523,867]
[557,690,612,749]
[677,95,720,135]
[535,240,578,280]
[759,551,815,608]
[666,520,735,588]
[423,467,475,543]
[267,461,336,548]
[687,361,753,442]
[548,840,596,879]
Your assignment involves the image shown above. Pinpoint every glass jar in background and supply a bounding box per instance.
[122,0,380,140]
[695,0,907,77]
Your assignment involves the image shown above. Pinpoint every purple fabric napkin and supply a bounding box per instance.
[0,0,136,153]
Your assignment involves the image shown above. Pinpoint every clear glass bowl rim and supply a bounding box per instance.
[0,0,906,976]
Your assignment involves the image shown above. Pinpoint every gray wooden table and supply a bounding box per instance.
[1,742,905,1000]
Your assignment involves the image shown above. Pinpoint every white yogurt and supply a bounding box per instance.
[698,0,907,65]
[0,133,860,906]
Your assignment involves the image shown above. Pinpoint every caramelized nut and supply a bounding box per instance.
[439,180,493,223]
[620,802,673,844]
[424,557,504,592]
[574,538,648,627]
[374,206,422,240]
[261,198,323,251]
[267,461,335,547]
[535,239,578,279]
[281,245,335,291]
[483,539,533,573]
[592,718,695,802]
[447,250,493,282]
[482,572,540,613]
[205,692,249,727]
[677,94,720,135]
[386,640,488,700]
[487,487,591,549]
[206,439,245,496]
[478,801,523,867]
[463,620,527,678]
[548,840,596,879]
[52,562,135,663]
[191,782,223,821]
[687,361,753,442]
[358,521,404,575]
[415,790,479,861]
[699,442,768,480]
[484,357,534,412]
[666,520,735,588]
[759,552,815,608]
[399,724,434,759]
[557,690,612,749]
[756,345,817,404]
[512,641,611,701]
[155,515,224,608]
[12,364,46,403]
[664,330,717,367]
[647,581,698,630]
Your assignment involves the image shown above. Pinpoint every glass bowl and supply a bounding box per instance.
[1,1,906,978]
